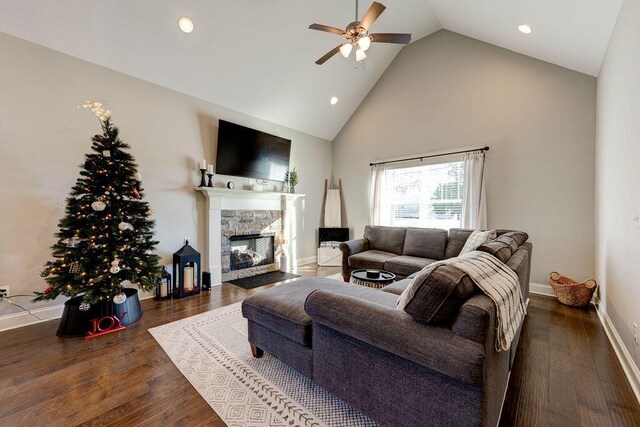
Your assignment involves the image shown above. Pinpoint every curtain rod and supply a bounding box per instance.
[369,146,490,167]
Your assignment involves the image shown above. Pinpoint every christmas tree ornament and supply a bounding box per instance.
[102,150,111,158]
[110,259,121,274]
[66,236,81,248]
[134,172,142,181]
[118,221,133,231]
[146,208,154,215]
[69,262,80,274]
[132,187,141,199]
[79,301,91,311]
[62,199,69,208]
[113,292,127,304]
[91,199,107,211]
[40,268,50,278]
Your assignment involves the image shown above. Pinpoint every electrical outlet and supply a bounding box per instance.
[634,322,638,346]
[0,286,9,298]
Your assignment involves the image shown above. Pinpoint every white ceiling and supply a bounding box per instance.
[0,0,622,140]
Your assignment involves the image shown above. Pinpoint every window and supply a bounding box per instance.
[382,161,464,229]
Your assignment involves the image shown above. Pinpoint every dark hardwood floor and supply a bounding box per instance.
[1,266,639,426]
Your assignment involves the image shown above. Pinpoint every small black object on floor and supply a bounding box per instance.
[228,271,301,290]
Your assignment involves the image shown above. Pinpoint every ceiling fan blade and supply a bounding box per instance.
[370,33,412,44]
[315,45,342,65]
[309,23,345,36]
[359,2,386,31]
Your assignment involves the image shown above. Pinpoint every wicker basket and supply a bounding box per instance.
[549,272,597,307]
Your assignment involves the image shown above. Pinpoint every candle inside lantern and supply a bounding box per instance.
[184,266,194,291]
[160,279,168,298]
[199,159,206,170]
[207,164,214,174]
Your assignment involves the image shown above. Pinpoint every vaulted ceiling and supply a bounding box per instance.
[0,0,622,140]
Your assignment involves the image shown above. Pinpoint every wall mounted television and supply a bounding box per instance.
[215,120,291,182]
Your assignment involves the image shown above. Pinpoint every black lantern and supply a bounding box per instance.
[156,266,173,300]
[173,240,201,298]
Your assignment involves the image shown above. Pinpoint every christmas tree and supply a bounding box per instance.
[35,102,162,305]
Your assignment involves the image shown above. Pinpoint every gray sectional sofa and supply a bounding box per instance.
[241,226,533,426]
[341,226,532,290]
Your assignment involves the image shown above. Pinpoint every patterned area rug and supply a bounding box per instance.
[149,301,376,427]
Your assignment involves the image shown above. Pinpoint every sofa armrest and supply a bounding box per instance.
[339,238,369,281]
[506,247,529,300]
[305,290,486,385]
[451,294,496,347]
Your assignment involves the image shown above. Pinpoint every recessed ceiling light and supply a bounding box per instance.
[330,96,338,105]
[178,17,194,33]
[518,24,532,34]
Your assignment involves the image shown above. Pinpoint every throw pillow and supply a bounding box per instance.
[397,264,476,325]
[476,231,529,263]
[458,229,497,255]
[476,239,512,263]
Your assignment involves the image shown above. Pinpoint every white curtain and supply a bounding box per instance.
[369,164,389,225]
[461,151,487,229]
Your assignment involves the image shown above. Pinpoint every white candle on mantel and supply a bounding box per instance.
[200,159,206,170]
[207,164,214,174]
[184,266,194,291]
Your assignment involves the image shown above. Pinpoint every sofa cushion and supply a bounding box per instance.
[445,228,474,258]
[384,256,437,277]
[364,225,406,255]
[402,227,448,260]
[348,250,398,270]
[459,229,497,255]
[241,277,394,346]
[381,278,412,295]
[397,264,476,325]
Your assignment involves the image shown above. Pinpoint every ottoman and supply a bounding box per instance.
[241,277,393,377]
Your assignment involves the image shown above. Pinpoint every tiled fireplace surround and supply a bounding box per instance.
[221,210,282,281]
[198,188,305,286]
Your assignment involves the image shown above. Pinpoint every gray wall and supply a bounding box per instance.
[0,32,332,314]
[596,0,640,367]
[332,30,597,284]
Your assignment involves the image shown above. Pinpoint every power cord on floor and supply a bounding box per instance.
[1,294,47,322]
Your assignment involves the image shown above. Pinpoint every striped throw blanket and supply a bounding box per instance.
[449,251,526,351]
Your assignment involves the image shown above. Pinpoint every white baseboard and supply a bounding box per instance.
[296,256,318,266]
[0,304,64,333]
[596,304,640,404]
[529,282,555,297]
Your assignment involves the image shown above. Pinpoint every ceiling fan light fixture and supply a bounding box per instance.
[358,36,371,51]
[356,48,367,62]
[340,43,353,58]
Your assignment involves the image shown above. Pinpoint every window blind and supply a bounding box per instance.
[383,160,464,229]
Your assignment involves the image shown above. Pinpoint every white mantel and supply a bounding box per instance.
[196,187,305,286]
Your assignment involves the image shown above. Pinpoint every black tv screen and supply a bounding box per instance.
[215,120,291,182]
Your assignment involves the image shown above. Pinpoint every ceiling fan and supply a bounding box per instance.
[309,1,411,65]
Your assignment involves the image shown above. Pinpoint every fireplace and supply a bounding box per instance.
[197,187,305,286]
[229,233,275,271]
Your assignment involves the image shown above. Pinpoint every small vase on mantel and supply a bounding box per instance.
[289,187,295,194]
